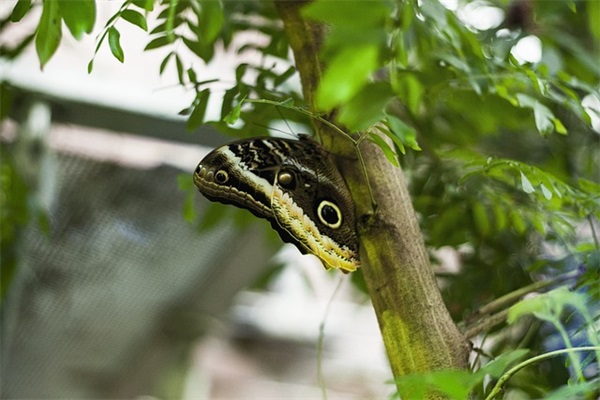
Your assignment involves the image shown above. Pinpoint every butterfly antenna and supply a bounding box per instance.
[248,121,291,137]
[276,106,297,138]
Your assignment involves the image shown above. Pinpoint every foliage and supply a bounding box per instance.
[2,0,599,397]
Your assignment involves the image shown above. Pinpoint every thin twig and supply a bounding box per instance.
[485,346,600,400]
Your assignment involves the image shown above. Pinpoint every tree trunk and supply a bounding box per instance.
[274,0,470,395]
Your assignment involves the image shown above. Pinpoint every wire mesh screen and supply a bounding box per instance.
[1,149,273,398]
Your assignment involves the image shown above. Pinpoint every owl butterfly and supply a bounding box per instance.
[193,135,360,272]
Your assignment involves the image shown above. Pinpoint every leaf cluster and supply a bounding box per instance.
[3,0,599,397]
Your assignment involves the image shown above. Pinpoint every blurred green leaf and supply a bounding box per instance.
[520,171,535,193]
[197,0,223,43]
[186,89,210,131]
[338,82,393,132]
[224,96,246,125]
[386,115,421,151]
[316,45,379,110]
[132,0,154,11]
[589,0,600,38]
[10,0,31,22]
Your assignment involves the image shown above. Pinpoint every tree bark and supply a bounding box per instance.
[274,0,470,396]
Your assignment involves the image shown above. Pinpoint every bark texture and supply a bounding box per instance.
[274,0,470,395]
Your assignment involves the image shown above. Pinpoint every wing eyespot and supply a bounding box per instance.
[277,170,296,189]
[215,170,229,184]
[317,200,342,229]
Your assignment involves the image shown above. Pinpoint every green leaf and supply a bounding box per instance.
[479,349,530,378]
[58,0,95,40]
[10,0,31,22]
[183,36,213,62]
[540,183,553,200]
[183,190,196,223]
[35,0,62,69]
[197,0,223,43]
[224,96,246,125]
[338,82,393,132]
[274,66,297,87]
[159,52,173,75]
[132,0,154,11]
[368,132,399,167]
[520,171,535,193]
[186,89,210,131]
[472,202,490,236]
[508,287,588,324]
[553,117,567,134]
[121,9,147,31]
[302,0,389,29]
[510,209,527,234]
[546,380,600,400]
[427,370,480,400]
[108,27,124,63]
[145,35,171,50]
[316,45,379,110]
[394,73,424,115]
[533,102,555,135]
[588,0,600,38]
[175,55,184,84]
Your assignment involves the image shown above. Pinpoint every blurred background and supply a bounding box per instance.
[0,2,391,398]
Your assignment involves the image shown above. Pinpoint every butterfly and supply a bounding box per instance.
[193,135,360,272]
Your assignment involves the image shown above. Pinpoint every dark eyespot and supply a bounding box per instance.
[317,200,342,229]
[277,170,296,189]
[215,170,229,184]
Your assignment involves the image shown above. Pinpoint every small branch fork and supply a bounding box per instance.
[460,270,581,338]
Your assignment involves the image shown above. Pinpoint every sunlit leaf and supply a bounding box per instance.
[316,45,379,110]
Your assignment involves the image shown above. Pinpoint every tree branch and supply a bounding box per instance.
[274,1,470,396]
